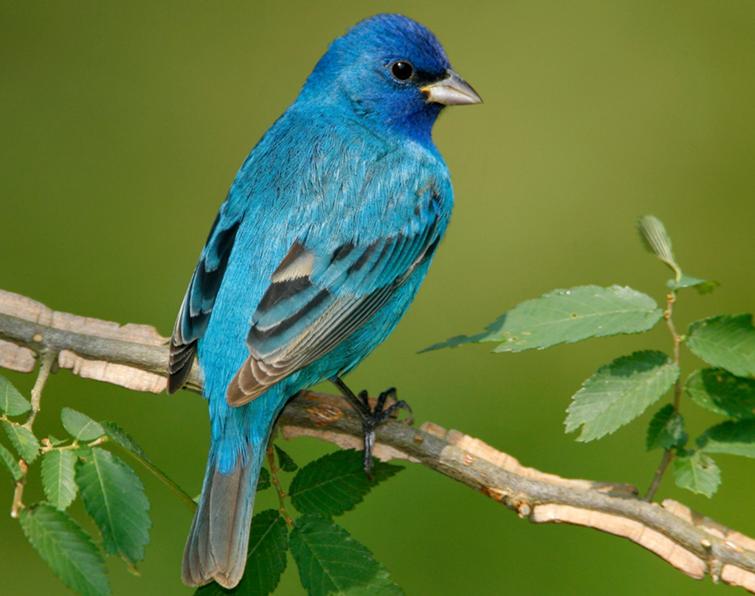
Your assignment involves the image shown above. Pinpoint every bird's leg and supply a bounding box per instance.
[330,377,413,475]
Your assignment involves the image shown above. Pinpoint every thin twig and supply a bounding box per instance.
[645,290,683,501]
[645,449,674,503]
[10,460,28,519]
[665,291,683,410]
[1,289,754,592]
[110,439,197,512]
[11,351,56,517]
[266,443,293,526]
[24,350,56,430]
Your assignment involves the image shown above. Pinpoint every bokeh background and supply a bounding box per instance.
[1,1,754,594]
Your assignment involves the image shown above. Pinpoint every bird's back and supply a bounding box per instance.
[198,106,453,407]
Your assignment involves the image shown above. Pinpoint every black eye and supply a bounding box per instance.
[390,61,414,81]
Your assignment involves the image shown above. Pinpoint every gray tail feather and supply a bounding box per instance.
[182,446,260,589]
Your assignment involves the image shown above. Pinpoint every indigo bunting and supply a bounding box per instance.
[168,13,480,588]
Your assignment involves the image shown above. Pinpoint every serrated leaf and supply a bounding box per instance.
[0,442,22,481]
[565,351,679,442]
[686,369,755,419]
[2,421,40,462]
[195,509,288,596]
[76,447,150,565]
[257,467,271,491]
[687,314,755,378]
[667,275,718,294]
[422,285,662,353]
[100,421,149,460]
[0,375,31,416]
[20,504,110,596]
[672,452,721,497]
[274,444,298,472]
[343,569,404,595]
[646,404,687,451]
[290,450,402,517]
[61,408,105,442]
[290,515,402,596]
[698,419,755,458]
[41,450,78,510]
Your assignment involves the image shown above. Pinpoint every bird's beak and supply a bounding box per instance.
[421,69,482,106]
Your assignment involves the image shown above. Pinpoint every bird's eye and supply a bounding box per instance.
[390,61,414,81]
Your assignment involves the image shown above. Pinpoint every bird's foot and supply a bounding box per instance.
[331,378,413,476]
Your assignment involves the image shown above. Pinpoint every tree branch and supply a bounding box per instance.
[0,289,753,592]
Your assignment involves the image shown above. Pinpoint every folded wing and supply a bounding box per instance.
[226,218,442,406]
[168,206,242,393]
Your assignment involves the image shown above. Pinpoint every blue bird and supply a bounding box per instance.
[168,13,480,588]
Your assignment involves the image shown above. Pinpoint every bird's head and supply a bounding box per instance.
[299,14,481,145]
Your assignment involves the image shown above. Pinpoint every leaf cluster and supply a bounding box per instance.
[0,390,152,595]
[196,447,405,596]
[425,215,754,498]
[1,373,407,595]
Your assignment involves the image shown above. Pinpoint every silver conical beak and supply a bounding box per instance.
[421,69,482,106]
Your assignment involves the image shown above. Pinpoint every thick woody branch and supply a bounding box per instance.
[0,289,754,592]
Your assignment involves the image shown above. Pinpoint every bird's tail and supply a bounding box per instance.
[182,440,264,589]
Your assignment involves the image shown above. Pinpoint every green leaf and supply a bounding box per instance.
[698,419,755,458]
[0,374,31,416]
[672,452,721,497]
[76,447,150,565]
[685,369,755,419]
[646,404,687,451]
[687,314,755,378]
[20,504,110,596]
[565,351,679,442]
[667,275,718,295]
[237,510,288,595]
[290,515,402,596]
[637,215,716,293]
[290,450,402,517]
[100,421,149,460]
[0,442,22,481]
[41,450,78,510]
[61,408,105,442]
[195,509,288,596]
[274,444,298,472]
[2,421,40,462]
[637,214,681,279]
[257,467,271,491]
[422,285,662,353]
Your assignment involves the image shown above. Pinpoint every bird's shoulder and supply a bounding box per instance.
[226,106,452,238]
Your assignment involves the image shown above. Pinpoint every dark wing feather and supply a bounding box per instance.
[168,211,241,393]
[226,217,441,406]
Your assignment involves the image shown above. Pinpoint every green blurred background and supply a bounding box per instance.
[1,1,754,594]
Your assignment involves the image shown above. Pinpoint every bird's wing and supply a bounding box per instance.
[226,212,443,406]
[168,203,242,393]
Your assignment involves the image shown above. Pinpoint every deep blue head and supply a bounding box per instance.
[299,14,481,145]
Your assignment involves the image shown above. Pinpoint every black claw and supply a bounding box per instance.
[330,377,414,476]
[375,390,389,413]
[383,400,413,425]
